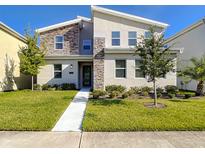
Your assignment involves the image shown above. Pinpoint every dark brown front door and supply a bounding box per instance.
[83,65,91,87]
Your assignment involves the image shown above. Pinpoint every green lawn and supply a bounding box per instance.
[0,90,77,131]
[83,97,205,131]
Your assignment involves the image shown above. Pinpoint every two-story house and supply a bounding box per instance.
[166,18,205,91]
[36,6,182,90]
[0,22,31,91]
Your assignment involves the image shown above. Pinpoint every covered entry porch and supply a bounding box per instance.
[78,61,93,89]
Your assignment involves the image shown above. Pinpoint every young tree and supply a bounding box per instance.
[178,56,205,96]
[135,27,175,106]
[18,30,46,91]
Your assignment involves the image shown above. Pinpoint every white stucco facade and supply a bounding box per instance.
[104,53,177,89]
[37,6,179,90]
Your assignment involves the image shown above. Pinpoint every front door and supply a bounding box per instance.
[83,65,91,87]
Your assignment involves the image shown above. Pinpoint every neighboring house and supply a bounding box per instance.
[166,18,205,91]
[0,22,31,91]
[36,6,182,90]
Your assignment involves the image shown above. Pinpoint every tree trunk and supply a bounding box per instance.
[153,79,157,107]
[196,80,204,96]
[31,76,34,91]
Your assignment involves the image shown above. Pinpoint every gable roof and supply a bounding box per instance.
[0,21,26,43]
[91,5,169,28]
[36,16,91,33]
[165,18,205,43]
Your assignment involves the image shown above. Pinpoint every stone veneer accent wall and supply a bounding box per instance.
[39,23,79,56]
[93,37,105,89]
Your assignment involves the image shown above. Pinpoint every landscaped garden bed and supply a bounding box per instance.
[83,85,204,131]
[0,90,77,130]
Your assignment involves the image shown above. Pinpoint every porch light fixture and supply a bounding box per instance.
[70,64,73,69]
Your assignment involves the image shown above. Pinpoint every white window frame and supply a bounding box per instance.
[54,35,64,50]
[83,39,91,51]
[112,31,120,46]
[115,59,126,79]
[54,64,62,79]
[128,31,137,46]
[135,59,145,79]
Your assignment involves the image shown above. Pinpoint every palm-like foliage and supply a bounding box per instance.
[135,27,175,106]
[178,56,205,96]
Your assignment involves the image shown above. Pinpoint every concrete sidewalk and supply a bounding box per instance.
[52,88,90,132]
[0,131,205,148]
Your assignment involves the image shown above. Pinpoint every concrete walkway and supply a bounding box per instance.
[52,88,90,132]
[0,131,205,148]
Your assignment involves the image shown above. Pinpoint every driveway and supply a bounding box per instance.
[0,131,205,148]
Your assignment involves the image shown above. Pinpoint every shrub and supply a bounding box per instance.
[109,91,120,98]
[122,92,130,99]
[141,91,149,97]
[33,84,41,91]
[127,89,134,96]
[48,87,56,91]
[42,84,51,90]
[92,90,106,99]
[184,94,192,99]
[165,85,178,94]
[168,93,175,99]
[141,86,153,93]
[130,87,141,94]
[157,92,162,98]
[61,83,76,90]
[157,87,164,98]
[105,85,126,93]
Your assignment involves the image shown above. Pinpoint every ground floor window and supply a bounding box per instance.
[135,60,145,78]
[115,60,126,78]
[54,64,62,78]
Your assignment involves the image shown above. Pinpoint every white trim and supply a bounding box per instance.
[128,31,137,46]
[91,5,169,28]
[54,64,62,79]
[115,59,127,79]
[54,35,64,50]
[77,16,92,22]
[36,18,81,33]
[36,16,92,33]
[45,55,93,60]
[0,21,26,42]
[111,31,121,47]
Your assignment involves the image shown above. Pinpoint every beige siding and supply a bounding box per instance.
[93,11,164,48]
[168,23,205,91]
[104,53,177,89]
[0,29,30,91]
[37,59,79,88]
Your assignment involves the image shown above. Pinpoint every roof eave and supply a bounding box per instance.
[165,18,205,43]
[0,21,26,43]
[91,5,169,28]
[36,18,82,34]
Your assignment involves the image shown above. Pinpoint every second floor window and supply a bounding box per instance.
[55,36,64,49]
[128,31,137,46]
[83,39,91,50]
[54,64,62,78]
[115,60,126,78]
[112,31,120,46]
